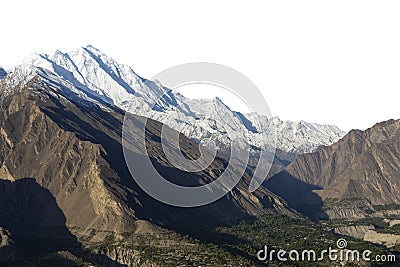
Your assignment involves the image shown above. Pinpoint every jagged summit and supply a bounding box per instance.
[83,44,102,53]
[0,64,101,107]
[16,45,345,155]
[22,45,183,113]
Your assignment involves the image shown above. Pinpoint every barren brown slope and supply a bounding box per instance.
[0,73,295,238]
[266,119,400,219]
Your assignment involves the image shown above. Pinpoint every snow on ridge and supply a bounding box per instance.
[16,45,346,154]
[0,64,103,106]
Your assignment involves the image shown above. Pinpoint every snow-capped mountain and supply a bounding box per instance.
[0,64,104,106]
[245,114,344,153]
[22,45,187,115]
[9,45,345,155]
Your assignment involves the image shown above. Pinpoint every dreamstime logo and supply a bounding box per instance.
[336,238,348,249]
[257,238,397,263]
[122,62,275,207]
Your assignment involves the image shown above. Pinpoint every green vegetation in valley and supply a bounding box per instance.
[79,216,393,267]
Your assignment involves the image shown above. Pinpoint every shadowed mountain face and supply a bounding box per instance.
[267,119,400,219]
[0,178,130,267]
[0,179,79,256]
[0,73,296,242]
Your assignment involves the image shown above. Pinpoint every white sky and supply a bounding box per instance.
[1,1,400,131]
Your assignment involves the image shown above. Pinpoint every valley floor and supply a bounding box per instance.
[3,215,398,267]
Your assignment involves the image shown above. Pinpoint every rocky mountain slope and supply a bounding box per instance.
[0,65,297,264]
[266,119,400,219]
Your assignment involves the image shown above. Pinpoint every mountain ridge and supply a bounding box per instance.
[15,45,346,157]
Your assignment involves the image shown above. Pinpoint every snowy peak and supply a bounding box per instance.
[0,64,38,94]
[186,97,235,118]
[83,44,102,54]
[22,45,181,112]
[16,45,346,155]
[244,115,346,153]
[0,64,102,105]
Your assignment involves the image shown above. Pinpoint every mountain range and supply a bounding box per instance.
[0,47,300,265]
[20,45,345,156]
[0,45,399,266]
